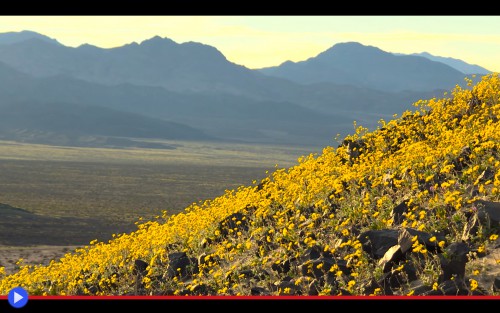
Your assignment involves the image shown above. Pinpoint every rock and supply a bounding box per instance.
[493,277,500,292]
[274,280,302,295]
[452,146,471,172]
[299,206,316,218]
[299,245,322,262]
[359,228,442,259]
[237,269,255,279]
[476,168,496,184]
[281,276,293,282]
[307,279,320,296]
[378,228,415,273]
[325,272,338,286]
[271,259,291,274]
[398,228,415,253]
[440,242,470,281]
[133,259,148,277]
[251,287,271,296]
[165,252,199,280]
[378,245,404,273]
[361,276,393,295]
[359,229,399,259]
[411,285,433,295]
[83,285,99,295]
[391,200,409,225]
[425,279,469,295]
[218,212,249,237]
[385,263,418,290]
[461,211,480,241]
[472,200,500,229]
[242,269,270,281]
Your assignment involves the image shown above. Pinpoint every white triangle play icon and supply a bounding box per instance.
[13,291,23,304]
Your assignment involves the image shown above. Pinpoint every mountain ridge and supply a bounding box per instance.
[397,51,491,75]
[258,41,468,92]
[0,31,484,148]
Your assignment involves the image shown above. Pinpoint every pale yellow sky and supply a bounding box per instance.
[1,16,499,71]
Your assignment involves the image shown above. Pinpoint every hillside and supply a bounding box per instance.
[1,74,499,296]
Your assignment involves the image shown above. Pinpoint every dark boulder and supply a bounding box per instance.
[218,212,250,238]
[271,259,291,274]
[307,279,321,296]
[378,228,414,272]
[472,200,500,229]
[493,277,500,292]
[440,242,470,281]
[391,200,409,226]
[164,252,199,280]
[133,259,148,277]
[425,279,469,295]
[411,283,433,296]
[359,228,440,259]
[298,245,322,262]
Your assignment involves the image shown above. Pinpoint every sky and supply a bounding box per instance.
[1,16,499,72]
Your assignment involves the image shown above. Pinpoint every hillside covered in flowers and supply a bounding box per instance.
[1,74,499,296]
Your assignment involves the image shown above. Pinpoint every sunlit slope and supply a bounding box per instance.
[1,74,499,296]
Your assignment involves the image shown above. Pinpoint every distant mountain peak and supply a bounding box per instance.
[139,36,176,46]
[318,41,386,59]
[418,51,433,57]
[332,41,366,48]
[0,30,61,46]
[259,41,466,92]
[328,41,380,51]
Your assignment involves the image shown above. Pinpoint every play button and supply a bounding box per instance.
[8,287,28,309]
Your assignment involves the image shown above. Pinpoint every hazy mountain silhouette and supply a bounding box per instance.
[258,42,468,92]
[0,61,215,146]
[0,34,286,98]
[0,32,479,147]
[0,30,61,46]
[406,52,490,75]
[0,33,466,97]
[0,101,212,140]
[0,60,348,146]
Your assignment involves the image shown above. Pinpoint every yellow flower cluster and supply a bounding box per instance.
[1,74,499,296]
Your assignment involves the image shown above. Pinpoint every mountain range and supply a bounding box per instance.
[398,52,490,75]
[258,42,478,91]
[0,31,488,148]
